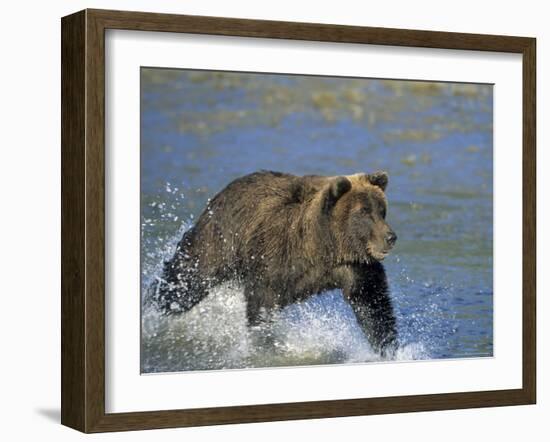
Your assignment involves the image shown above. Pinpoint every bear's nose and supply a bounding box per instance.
[386,231,397,246]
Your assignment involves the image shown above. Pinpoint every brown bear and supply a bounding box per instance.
[151,170,398,355]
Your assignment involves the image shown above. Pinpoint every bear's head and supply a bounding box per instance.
[324,171,397,264]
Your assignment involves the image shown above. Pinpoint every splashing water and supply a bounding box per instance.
[141,280,430,373]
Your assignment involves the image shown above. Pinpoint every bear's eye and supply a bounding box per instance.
[381,207,387,219]
[360,206,371,215]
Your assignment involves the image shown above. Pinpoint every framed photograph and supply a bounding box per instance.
[61,9,536,433]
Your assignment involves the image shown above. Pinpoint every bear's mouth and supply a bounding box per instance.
[367,244,396,261]
[337,246,392,266]
[369,251,388,261]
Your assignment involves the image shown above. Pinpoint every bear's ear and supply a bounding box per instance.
[367,171,389,191]
[322,176,351,212]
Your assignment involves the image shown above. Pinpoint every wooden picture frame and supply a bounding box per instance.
[61,8,536,433]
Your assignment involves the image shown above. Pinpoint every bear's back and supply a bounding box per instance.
[190,171,325,269]
[210,170,321,214]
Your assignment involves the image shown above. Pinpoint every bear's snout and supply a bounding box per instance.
[385,231,397,247]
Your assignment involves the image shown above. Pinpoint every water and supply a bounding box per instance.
[140,69,493,373]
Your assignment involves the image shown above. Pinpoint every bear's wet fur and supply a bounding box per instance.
[152,170,398,355]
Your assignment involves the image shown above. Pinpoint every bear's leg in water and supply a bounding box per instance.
[154,262,210,314]
[244,282,282,349]
[342,262,398,356]
[244,282,279,327]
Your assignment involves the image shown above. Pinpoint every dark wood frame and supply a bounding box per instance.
[61,8,536,433]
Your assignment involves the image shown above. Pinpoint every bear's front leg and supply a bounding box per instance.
[341,262,398,357]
